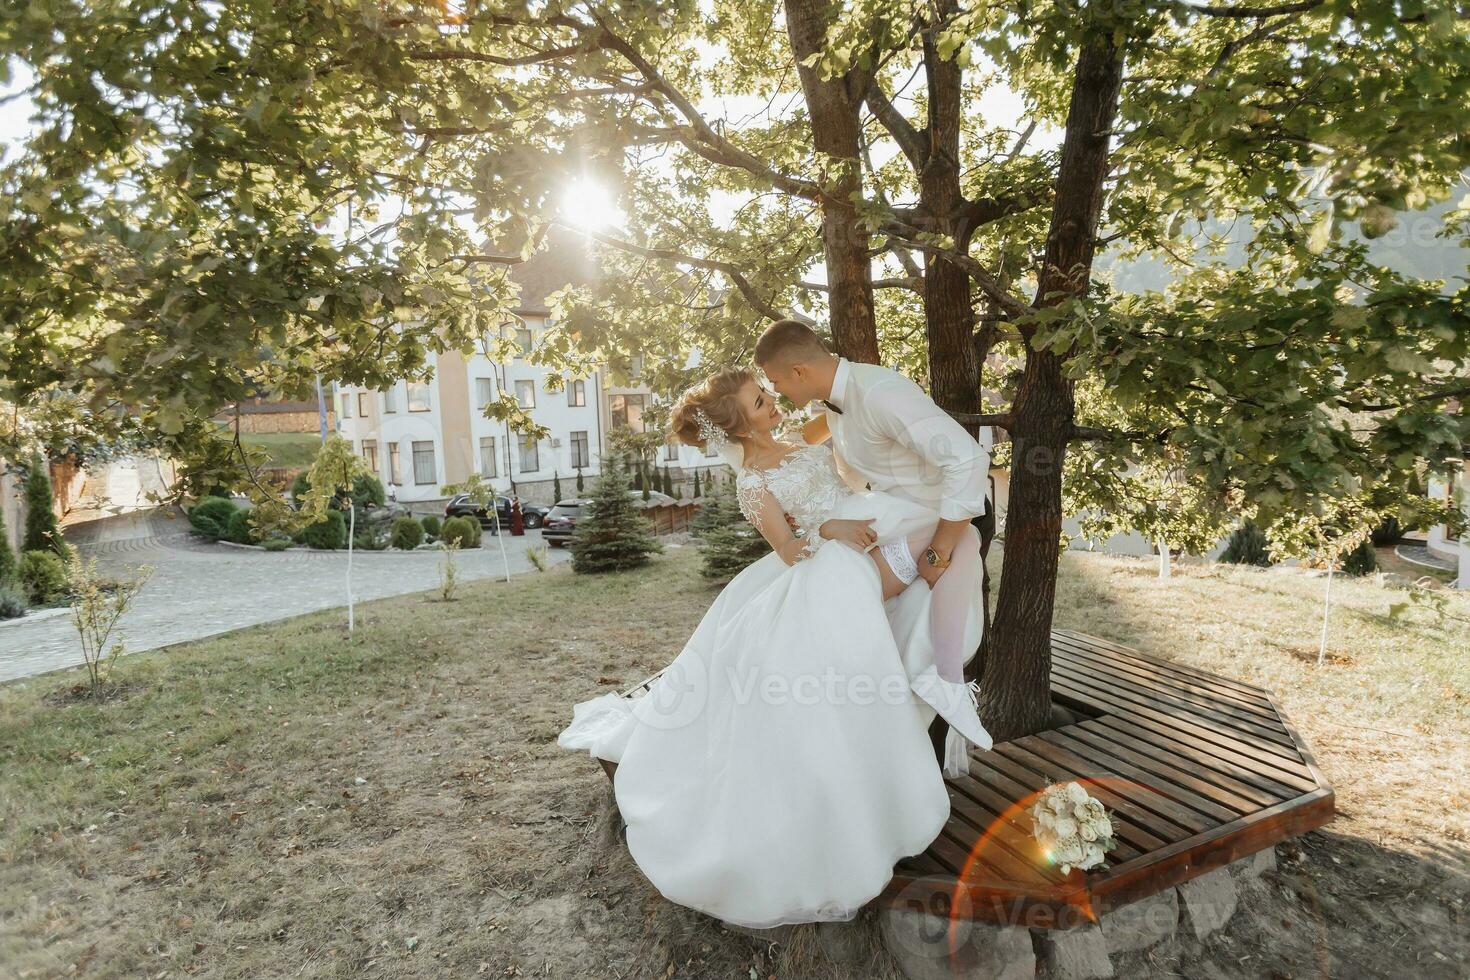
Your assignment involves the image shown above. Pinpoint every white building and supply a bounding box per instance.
[334,238,724,506]
[1426,461,1470,588]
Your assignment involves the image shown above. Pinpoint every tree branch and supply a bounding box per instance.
[564,223,785,321]
[863,83,927,172]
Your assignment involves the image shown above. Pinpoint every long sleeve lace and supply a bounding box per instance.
[735,470,820,563]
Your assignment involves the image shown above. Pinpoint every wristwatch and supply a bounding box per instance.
[923,547,951,569]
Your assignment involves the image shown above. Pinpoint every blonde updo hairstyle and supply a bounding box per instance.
[669,366,758,451]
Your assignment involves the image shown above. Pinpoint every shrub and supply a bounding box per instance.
[440,515,481,549]
[390,516,425,550]
[189,495,239,541]
[1342,539,1378,576]
[420,515,441,540]
[298,510,347,550]
[1220,522,1272,567]
[293,469,385,523]
[0,584,26,619]
[223,508,257,544]
[262,538,292,552]
[354,528,388,551]
[20,549,69,604]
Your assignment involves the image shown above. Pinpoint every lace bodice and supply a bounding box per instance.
[735,440,855,554]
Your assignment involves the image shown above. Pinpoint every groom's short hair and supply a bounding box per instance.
[754,319,831,368]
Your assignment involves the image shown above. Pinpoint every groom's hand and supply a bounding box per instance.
[917,549,950,589]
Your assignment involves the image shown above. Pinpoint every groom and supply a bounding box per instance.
[754,319,993,769]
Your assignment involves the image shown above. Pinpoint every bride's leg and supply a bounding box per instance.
[868,549,908,600]
[868,531,931,600]
[928,524,983,683]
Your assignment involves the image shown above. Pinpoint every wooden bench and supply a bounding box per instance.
[599,629,1334,928]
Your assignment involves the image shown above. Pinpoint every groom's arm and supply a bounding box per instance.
[868,378,992,573]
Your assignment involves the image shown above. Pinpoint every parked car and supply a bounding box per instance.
[443,494,549,530]
[542,490,676,546]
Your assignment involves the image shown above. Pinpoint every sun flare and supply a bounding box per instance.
[558,177,625,232]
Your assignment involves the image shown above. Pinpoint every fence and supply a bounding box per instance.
[643,502,700,535]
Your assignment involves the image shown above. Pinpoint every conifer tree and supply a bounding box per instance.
[697,482,771,581]
[570,451,662,574]
[0,497,15,585]
[23,453,70,559]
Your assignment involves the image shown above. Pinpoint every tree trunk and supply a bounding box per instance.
[981,35,1125,742]
[784,0,878,364]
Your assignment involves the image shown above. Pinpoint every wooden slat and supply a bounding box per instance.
[940,791,1062,887]
[1052,637,1282,722]
[1042,729,1248,822]
[993,741,1204,842]
[951,770,1142,865]
[1091,711,1318,795]
[971,748,1175,853]
[1050,673,1310,773]
[1051,660,1299,749]
[1020,735,1218,835]
[1072,720,1288,808]
[1053,630,1272,700]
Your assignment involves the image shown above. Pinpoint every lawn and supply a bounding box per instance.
[239,432,323,472]
[2,545,1467,978]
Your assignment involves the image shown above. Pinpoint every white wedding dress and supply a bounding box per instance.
[557,438,989,929]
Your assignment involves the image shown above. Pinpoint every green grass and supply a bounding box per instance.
[240,432,323,470]
[2,545,1467,978]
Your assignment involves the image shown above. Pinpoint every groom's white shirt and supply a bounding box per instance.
[824,358,992,523]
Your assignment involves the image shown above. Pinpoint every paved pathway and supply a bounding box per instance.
[0,507,570,683]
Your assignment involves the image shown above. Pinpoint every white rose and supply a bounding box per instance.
[1054,816,1078,838]
[1080,823,1098,842]
[1096,817,1113,841]
[1064,782,1090,805]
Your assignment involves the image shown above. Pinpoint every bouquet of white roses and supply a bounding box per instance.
[1030,781,1117,875]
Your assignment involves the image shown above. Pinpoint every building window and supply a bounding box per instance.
[610,393,646,432]
[412,441,436,484]
[387,444,402,484]
[357,392,371,417]
[570,430,590,469]
[664,441,679,461]
[515,379,536,408]
[362,439,378,475]
[631,354,645,380]
[567,379,586,407]
[516,328,533,357]
[518,433,539,472]
[704,443,717,458]
[475,377,494,410]
[407,382,431,412]
[382,386,398,414]
[479,436,497,478]
[340,393,352,419]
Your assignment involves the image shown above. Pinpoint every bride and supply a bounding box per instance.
[556,365,991,930]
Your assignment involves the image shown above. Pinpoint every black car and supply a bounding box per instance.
[443,494,549,530]
[542,491,675,546]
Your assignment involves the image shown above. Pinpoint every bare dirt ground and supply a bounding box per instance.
[1,545,1467,978]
